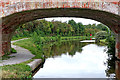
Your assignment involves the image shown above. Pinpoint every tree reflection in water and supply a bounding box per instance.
[105,52,116,78]
[40,40,92,70]
[42,41,91,58]
[36,40,120,79]
[105,47,120,79]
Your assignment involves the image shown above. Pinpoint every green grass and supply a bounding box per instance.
[1,45,34,78]
[61,36,93,41]
[22,59,34,64]
[13,39,43,59]
[11,48,17,53]
[100,39,106,42]
[1,46,33,78]
[11,36,27,41]
[2,48,17,60]
[100,39,108,45]
[2,55,14,60]
[1,63,32,78]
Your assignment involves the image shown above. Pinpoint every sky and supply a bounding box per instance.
[45,17,101,25]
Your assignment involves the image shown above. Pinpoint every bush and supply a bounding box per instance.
[11,48,17,53]
[95,31,107,42]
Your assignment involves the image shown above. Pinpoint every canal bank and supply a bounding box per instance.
[1,38,44,78]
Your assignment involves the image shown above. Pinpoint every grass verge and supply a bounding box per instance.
[61,36,93,41]
[12,36,27,41]
[13,39,43,59]
[1,63,32,78]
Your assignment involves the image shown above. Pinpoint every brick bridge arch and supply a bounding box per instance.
[0,1,120,60]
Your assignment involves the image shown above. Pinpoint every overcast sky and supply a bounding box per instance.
[45,17,101,25]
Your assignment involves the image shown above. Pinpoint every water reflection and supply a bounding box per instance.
[42,41,91,58]
[105,51,116,78]
[105,47,120,80]
[33,40,120,79]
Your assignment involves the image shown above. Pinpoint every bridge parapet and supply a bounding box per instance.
[0,1,119,17]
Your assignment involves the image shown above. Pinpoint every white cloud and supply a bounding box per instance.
[45,17,101,25]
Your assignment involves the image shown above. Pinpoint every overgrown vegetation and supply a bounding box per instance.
[2,48,17,60]
[95,31,108,43]
[1,63,32,78]
[11,48,17,53]
[2,55,13,60]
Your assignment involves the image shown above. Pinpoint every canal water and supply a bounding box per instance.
[33,40,116,78]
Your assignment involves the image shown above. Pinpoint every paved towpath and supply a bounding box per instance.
[0,38,35,66]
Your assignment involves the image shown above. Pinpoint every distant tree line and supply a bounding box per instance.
[13,19,108,38]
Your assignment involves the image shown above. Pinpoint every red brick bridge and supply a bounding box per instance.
[0,0,120,79]
[0,0,120,58]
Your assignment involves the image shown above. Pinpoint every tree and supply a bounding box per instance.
[77,22,85,36]
[95,31,107,42]
[97,24,108,32]
[68,19,78,36]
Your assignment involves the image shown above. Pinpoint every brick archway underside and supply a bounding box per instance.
[1,8,120,56]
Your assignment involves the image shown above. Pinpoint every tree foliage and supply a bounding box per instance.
[13,19,108,39]
[95,31,107,42]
